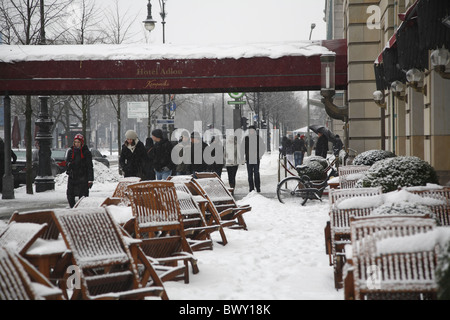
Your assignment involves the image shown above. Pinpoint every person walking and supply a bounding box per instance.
[224,135,240,195]
[149,129,175,180]
[244,126,261,193]
[119,130,147,179]
[292,134,307,167]
[332,134,344,156]
[144,137,156,180]
[175,132,190,176]
[65,134,94,208]
[208,135,224,178]
[189,131,208,177]
[281,136,295,171]
[315,132,329,158]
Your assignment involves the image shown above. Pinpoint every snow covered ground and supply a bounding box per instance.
[1,150,343,300]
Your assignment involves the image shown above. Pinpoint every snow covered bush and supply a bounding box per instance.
[370,201,435,217]
[358,156,439,193]
[304,156,328,169]
[296,159,327,181]
[352,149,396,166]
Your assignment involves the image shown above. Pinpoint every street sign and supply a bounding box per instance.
[127,102,148,119]
[156,119,175,124]
[227,100,246,105]
[228,92,245,99]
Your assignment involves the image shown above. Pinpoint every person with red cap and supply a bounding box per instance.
[65,134,94,208]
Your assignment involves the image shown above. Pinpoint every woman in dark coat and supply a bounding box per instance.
[315,132,329,158]
[66,134,94,208]
[144,137,156,180]
[119,130,147,179]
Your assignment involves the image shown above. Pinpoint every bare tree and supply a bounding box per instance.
[0,0,72,194]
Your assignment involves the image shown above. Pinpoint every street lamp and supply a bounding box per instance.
[143,0,157,32]
[306,23,316,156]
[143,0,170,137]
[430,47,450,79]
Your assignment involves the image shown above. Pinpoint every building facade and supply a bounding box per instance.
[326,0,450,185]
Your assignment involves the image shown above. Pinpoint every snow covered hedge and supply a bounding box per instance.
[371,201,435,217]
[352,149,396,166]
[296,156,328,181]
[357,156,439,193]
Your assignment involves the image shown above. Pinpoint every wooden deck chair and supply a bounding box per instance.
[192,176,250,230]
[0,221,48,256]
[344,214,437,300]
[338,165,370,189]
[9,210,60,240]
[195,171,235,196]
[325,186,383,285]
[126,181,200,284]
[168,175,230,245]
[110,177,142,206]
[51,207,166,300]
[174,182,220,251]
[0,247,64,300]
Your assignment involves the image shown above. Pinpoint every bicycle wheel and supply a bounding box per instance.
[276,176,306,204]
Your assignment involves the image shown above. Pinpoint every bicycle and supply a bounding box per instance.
[276,155,339,206]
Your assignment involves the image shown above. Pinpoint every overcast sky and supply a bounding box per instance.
[97,0,327,45]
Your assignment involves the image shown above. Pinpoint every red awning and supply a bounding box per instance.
[375,0,420,64]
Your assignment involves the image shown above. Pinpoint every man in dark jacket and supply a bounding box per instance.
[244,126,261,193]
[149,129,175,180]
[189,131,208,176]
[119,130,147,179]
[292,134,307,167]
[315,132,329,158]
[66,134,94,208]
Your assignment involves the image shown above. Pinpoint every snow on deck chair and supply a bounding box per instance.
[344,214,437,300]
[407,186,450,226]
[51,207,166,300]
[0,247,64,300]
[174,182,220,251]
[193,176,250,230]
[325,187,383,288]
[168,175,230,245]
[9,210,60,241]
[126,181,200,284]
[0,221,48,256]
[338,165,370,189]
[107,177,142,206]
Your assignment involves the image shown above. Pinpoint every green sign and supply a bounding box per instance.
[227,100,246,105]
[228,92,245,99]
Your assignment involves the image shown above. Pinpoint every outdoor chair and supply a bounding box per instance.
[344,214,437,300]
[0,247,64,300]
[168,175,230,245]
[174,182,220,251]
[338,165,370,189]
[325,187,383,288]
[126,181,200,284]
[192,175,250,230]
[51,207,166,300]
[0,221,48,256]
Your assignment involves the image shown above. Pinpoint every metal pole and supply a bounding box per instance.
[35,96,55,192]
[39,0,46,45]
[2,95,14,199]
[306,23,315,156]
